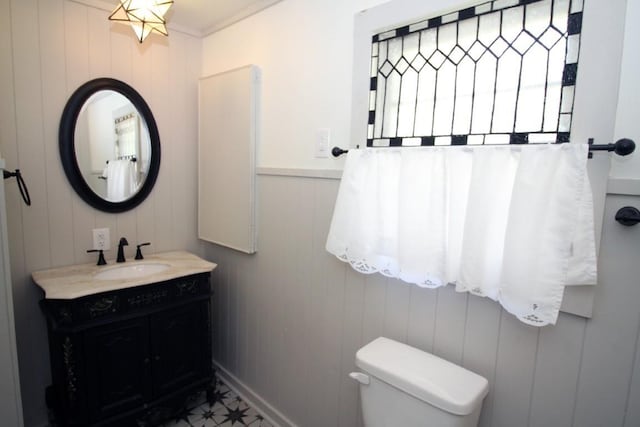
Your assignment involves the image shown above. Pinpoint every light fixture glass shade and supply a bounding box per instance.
[109,0,174,43]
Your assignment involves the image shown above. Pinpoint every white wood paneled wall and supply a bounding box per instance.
[0,1,202,425]
[205,174,640,427]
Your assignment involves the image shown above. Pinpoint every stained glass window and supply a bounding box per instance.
[367,0,584,147]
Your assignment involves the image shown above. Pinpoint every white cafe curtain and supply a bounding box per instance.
[325,143,597,326]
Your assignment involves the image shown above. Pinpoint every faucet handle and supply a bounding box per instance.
[87,249,107,266]
[135,242,151,260]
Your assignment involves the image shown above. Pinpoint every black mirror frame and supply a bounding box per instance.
[59,77,161,213]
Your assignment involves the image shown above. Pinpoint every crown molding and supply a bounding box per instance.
[68,0,282,39]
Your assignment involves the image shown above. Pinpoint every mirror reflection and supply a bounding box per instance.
[74,90,151,202]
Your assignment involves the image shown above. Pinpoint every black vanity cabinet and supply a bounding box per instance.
[41,273,213,427]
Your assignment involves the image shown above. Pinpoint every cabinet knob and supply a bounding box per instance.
[144,357,150,364]
[154,355,160,361]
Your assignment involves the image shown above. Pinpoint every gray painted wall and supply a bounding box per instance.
[205,173,640,427]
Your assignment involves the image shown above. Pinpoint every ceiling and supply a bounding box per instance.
[87,0,282,37]
[166,0,282,36]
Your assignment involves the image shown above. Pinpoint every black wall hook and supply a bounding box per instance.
[3,169,31,206]
[615,206,640,226]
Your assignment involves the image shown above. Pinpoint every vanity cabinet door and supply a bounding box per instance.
[150,301,210,397]
[84,316,152,422]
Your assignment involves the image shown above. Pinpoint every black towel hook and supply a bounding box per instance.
[615,207,640,227]
[3,169,31,206]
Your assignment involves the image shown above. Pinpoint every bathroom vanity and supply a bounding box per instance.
[33,251,217,427]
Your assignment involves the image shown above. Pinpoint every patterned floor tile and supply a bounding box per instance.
[163,377,273,427]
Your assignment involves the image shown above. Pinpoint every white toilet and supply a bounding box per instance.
[350,337,489,427]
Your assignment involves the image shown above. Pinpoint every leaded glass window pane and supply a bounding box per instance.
[368,0,584,147]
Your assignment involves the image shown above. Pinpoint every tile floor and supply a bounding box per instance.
[162,377,273,427]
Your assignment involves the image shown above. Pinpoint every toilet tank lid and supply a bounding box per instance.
[355,337,489,416]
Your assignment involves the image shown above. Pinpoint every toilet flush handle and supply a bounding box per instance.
[349,372,370,385]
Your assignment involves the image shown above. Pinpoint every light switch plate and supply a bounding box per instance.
[315,128,330,158]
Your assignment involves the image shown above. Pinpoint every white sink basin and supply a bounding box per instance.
[93,262,171,280]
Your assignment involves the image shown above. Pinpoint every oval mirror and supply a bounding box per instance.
[59,78,161,213]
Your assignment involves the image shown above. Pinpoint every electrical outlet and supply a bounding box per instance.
[93,228,110,251]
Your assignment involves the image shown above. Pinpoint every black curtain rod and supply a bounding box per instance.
[331,138,636,158]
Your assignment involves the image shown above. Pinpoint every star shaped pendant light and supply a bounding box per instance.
[109,0,174,43]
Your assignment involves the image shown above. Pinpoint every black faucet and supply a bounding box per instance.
[117,237,128,263]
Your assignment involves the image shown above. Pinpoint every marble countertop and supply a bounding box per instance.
[32,250,217,300]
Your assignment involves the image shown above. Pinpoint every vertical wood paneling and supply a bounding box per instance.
[9,3,53,424]
[320,191,347,427]
[305,178,344,427]
[87,6,111,76]
[38,0,75,269]
[168,33,200,253]
[623,314,640,427]
[109,25,133,82]
[243,249,259,386]
[461,296,502,427]
[212,247,232,367]
[433,285,468,364]
[338,269,365,427]
[382,278,411,343]
[11,0,51,272]
[491,314,539,427]
[316,178,346,427]
[236,255,250,381]
[209,176,640,427]
[228,257,240,373]
[360,275,387,346]
[573,195,640,427]
[0,0,26,309]
[253,177,279,400]
[406,285,437,352]
[529,314,585,427]
[280,179,315,425]
[264,177,288,411]
[148,40,173,254]
[64,1,96,265]
[1,2,202,425]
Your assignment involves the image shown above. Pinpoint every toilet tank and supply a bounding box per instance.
[353,337,489,427]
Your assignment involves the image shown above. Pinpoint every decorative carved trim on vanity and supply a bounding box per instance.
[175,279,198,296]
[62,336,77,404]
[127,289,168,308]
[85,296,119,318]
[58,306,73,324]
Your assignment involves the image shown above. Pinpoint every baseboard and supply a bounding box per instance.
[213,362,298,427]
